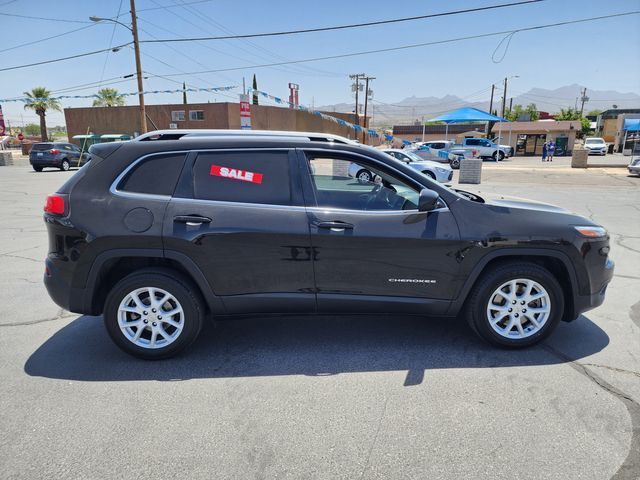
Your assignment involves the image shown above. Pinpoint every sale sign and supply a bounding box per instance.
[210,164,263,184]
[239,93,251,130]
[0,104,6,136]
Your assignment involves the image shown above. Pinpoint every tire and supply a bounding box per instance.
[103,268,205,360]
[422,170,436,180]
[450,157,461,169]
[464,262,563,348]
[60,159,70,171]
[492,151,505,161]
[356,169,372,184]
[32,165,43,172]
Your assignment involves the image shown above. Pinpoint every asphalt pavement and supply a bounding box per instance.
[0,163,638,480]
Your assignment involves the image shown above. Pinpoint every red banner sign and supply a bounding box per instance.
[0,105,5,136]
[210,164,263,184]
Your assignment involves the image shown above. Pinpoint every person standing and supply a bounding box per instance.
[541,141,548,162]
[547,140,556,161]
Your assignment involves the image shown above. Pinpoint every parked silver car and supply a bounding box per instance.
[348,149,453,183]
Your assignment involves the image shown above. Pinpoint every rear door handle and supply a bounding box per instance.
[174,215,212,226]
[315,221,354,231]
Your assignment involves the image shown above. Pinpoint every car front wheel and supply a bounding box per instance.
[104,269,204,359]
[356,169,373,184]
[422,170,436,180]
[465,262,563,348]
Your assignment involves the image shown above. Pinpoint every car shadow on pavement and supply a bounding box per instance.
[24,313,609,384]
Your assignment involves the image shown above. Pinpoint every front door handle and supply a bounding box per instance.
[315,221,354,231]
[174,215,212,226]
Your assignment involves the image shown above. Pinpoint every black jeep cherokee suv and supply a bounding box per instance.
[43,130,614,359]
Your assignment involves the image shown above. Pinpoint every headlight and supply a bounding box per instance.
[574,226,607,238]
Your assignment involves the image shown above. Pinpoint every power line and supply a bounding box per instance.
[98,0,126,87]
[0,42,133,72]
[141,0,545,43]
[0,12,91,23]
[0,24,98,53]
[154,12,640,77]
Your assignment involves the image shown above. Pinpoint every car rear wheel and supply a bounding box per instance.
[492,151,505,161]
[465,262,563,348]
[104,269,204,359]
[32,165,43,172]
[422,170,436,180]
[356,169,373,184]
[450,158,461,169]
[60,159,70,171]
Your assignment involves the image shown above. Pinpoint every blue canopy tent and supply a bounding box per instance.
[623,118,640,131]
[428,107,509,140]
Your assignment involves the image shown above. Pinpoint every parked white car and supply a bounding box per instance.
[584,137,607,156]
[408,140,474,169]
[349,149,453,183]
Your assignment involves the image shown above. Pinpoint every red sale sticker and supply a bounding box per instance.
[210,164,263,184]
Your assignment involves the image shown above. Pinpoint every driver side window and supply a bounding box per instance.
[306,156,420,211]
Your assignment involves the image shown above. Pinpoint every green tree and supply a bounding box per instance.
[92,88,126,107]
[505,104,524,121]
[252,74,258,105]
[555,107,581,120]
[23,87,61,142]
[525,103,539,121]
[23,123,40,136]
[586,109,602,118]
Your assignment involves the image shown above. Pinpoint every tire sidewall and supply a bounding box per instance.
[470,264,564,348]
[61,159,70,171]
[103,271,204,359]
[357,169,372,183]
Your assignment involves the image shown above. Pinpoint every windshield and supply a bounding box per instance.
[585,138,605,144]
[404,151,424,162]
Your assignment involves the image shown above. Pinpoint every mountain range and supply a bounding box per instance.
[317,84,640,127]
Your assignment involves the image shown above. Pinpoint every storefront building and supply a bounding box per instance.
[491,120,581,156]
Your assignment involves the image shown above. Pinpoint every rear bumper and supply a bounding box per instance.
[44,258,88,314]
[628,165,640,174]
[30,157,62,167]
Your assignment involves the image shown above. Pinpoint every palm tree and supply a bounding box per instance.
[23,87,61,142]
[93,88,126,107]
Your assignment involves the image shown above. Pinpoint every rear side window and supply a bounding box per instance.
[118,153,186,196]
[32,143,53,151]
[192,151,291,205]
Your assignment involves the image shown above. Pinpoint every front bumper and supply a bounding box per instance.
[569,257,614,320]
[628,164,640,175]
[585,148,606,155]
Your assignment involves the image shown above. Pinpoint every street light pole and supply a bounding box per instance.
[90,0,147,134]
[129,0,147,134]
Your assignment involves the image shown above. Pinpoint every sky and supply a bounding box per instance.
[1,0,639,127]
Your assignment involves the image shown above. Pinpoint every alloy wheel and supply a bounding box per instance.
[486,278,551,339]
[117,287,184,349]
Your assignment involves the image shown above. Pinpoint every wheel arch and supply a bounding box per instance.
[83,249,224,316]
[449,249,578,321]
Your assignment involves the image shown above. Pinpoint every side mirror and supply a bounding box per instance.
[418,188,440,212]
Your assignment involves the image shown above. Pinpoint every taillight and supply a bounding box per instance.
[44,194,65,215]
[50,149,60,154]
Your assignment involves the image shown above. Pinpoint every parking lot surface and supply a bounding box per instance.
[0,164,638,479]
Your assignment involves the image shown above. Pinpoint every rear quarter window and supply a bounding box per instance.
[118,153,187,196]
[192,151,291,205]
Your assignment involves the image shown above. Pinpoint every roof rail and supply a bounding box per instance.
[134,129,356,144]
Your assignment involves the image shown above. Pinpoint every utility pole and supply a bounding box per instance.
[500,77,508,119]
[579,87,589,117]
[349,73,365,125]
[509,97,513,113]
[130,0,147,134]
[488,84,495,114]
[361,76,375,144]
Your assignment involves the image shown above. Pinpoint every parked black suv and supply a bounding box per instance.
[43,130,614,359]
[30,142,88,172]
